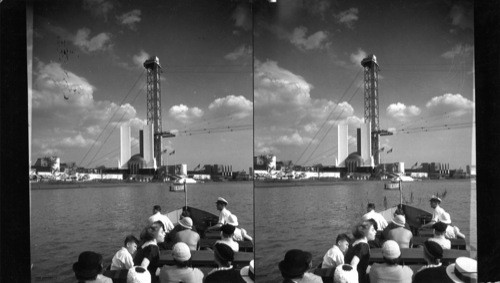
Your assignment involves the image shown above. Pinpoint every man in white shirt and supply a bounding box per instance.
[148,205,174,233]
[421,195,446,229]
[361,203,388,231]
[206,197,231,232]
[110,235,138,270]
[321,233,350,269]
[428,222,451,250]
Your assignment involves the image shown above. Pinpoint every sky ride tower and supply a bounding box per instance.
[144,56,174,168]
[361,55,381,165]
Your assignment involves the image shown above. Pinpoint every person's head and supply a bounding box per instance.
[423,240,443,265]
[215,197,228,211]
[72,251,104,281]
[446,257,477,283]
[178,217,193,230]
[127,266,151,283]
[429,195,442,209]
[141,221,166,243]
[394,204,405,216]
[213,243,234,267]
[367,218,378,231]
[172,242,192,267]
[221,223,236,238]
[336,233,351,253]
[433,222,448,236]
[392,214,406,228]
[152,205,161,214]
[279,249,312,280]
[352,221,376,241]
[382,240,401,265]
[367,203,375,212]
[333,264,358,283]
[180,210,190,219]
[124,235,139,255]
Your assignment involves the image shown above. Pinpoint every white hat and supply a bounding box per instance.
[127,266,151,283]
[333,264,358,283]
[227,214,239,226]
[217,197,228,205]
[240,260,254,283]
[172,242,191,262]
[178,217,193,229]
[446,257,477,283]
[392,215,406,227]
[439,212,452,224]
[430,195,442,203]
[382,240,401,259]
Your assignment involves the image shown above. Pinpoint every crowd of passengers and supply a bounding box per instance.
[278,196,476,283]
[72,197,254,283]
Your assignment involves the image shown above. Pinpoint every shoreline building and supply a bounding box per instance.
[335,123,374,174]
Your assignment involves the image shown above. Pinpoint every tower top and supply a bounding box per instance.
[361,54,378,67]
[143,56,162,69]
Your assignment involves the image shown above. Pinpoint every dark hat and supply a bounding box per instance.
[424,240,443,259]
[221,223,236,235]
[433,221,448,233]
[214,243,234,262]
[72,251,103,280]
[279,249,312,278]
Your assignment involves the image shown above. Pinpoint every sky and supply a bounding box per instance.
[31,0,253,171]
[253,0,474,169]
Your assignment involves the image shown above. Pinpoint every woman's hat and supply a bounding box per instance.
[392,215,406,227]
[216,197,228,205]
[430,195,442,203]
[227,214,239,226]
[240,260,255,283]
[72,251,103,280]
[172,242,191,262]
[333,264,358,283]
[446,257,477,283]
[127,266,151,283]
[439,212,452,224]
[214,243,234,262]
[178,217,193,229]
[382,240,401,259]
[423,240,443,260]
[278,249,312,278]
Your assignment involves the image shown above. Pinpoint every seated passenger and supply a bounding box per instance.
[127,266,151,283]
[361,203,388,231]
[413,256,476,283]
[439,212,466,239]
[321,233,351,269]
[205,243,246,283]
[147,205,174,233]
[344,221,376,283]
[174,217,200,251]
[428,222,451,249]
[414,240,444,275]
[227,214,253,243]
[158,242,203,283]
[380,208,411,241]
[368,240,413,283]
[386,215,413,248]
[206,197,231,232]
[111,235,139,270]
[134,221,167,282]
[278,249,322,283]
[72,251,112,283]
[216,224,239,252]
[333,264,358,283]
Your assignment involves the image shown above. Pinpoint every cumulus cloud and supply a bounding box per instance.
[224,45,252,61]
[73,28,112,53]
[290,26,329,51]
[425,93,474,117]
[449,2,473,30]
[231,4,251,31]
[208,95,253,119]
[276,132,311,146]
[441,44,474,59]
[32,60,140,162]
[386,103,422,121]
[83,0,114,21]
[350,48,367,66]
[335,8,359,29]
[117,9,141,30]
[132,50,150,69]
[169,104,204,124]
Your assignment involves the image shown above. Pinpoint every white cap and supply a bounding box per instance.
[127,266,151,283]
[172,242,191,262]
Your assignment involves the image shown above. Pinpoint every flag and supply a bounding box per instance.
[194,164,201,170]
[169,150,175,156]
[387,148,393,154]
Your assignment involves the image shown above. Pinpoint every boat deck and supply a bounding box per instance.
[369,248,474,264]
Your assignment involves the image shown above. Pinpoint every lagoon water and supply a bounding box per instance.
[254,179,475,283]
[30,181,253,282]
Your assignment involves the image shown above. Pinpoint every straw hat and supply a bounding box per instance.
[172,242,191,262]
[278,249,311,278]
[430,195,442,203]
[178,217,193,229]
[446,257,477,283]
[392,215,406,227]
[382,240,401,259]
[240,260,255,283]
[72,251,103,280]
[227,214,239,226]
[216,197,228,205]
[127,266,151,283]
[333,264,358,283]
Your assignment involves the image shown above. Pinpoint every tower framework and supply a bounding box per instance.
[361,55,380,165]
[144,56,163,167]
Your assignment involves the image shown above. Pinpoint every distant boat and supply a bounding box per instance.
[384,180,400,190]
[173,177,197,185]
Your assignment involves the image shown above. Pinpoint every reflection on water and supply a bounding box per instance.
[255,180,474,283]
[31,182,253,283]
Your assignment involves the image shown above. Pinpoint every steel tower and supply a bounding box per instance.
[361,55,381,165]
[144,56,175,168]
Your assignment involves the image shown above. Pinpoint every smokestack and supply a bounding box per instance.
[357,128,361,155]
[139,130,144,158]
